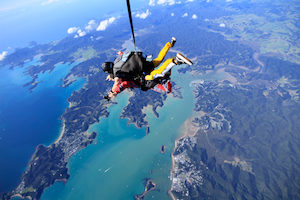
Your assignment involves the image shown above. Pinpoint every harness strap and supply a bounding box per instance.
[126,0,136,48]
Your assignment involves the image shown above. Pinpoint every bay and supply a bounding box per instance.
[41,69,200,200]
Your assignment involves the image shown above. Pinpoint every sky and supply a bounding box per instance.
[0,0,148,52]
[0,0,202,56]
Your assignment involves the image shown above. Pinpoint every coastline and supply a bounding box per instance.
[12,194,33,200]
[168,138,178,200]
[54,99,74,145]
[182,116,200,137]
[54,120,65,144]
[168,116,200,200]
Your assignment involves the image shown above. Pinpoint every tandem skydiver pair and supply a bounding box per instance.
[102,37,193,100]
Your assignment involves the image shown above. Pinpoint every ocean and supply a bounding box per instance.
[0,59,84,194]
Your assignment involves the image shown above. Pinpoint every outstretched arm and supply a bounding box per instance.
[104,77,121,101]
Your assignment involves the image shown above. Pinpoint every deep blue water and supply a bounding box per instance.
[0,60,84,193]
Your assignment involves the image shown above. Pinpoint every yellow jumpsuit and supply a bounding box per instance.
[145,42,175,81]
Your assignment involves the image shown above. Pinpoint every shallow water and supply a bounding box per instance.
[41,63,228,200]
[41,68,201,200]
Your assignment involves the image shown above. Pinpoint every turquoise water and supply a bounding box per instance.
[41,67,227,200]
[0,60,85,193]
[41,67,200,200]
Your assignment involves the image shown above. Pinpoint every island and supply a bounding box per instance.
[134,179,157,200]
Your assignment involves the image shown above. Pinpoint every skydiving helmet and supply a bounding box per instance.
[102,62,114,74]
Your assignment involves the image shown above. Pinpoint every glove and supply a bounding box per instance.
[103,95,110,101]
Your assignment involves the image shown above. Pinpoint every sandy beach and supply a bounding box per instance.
[54,120,65,144]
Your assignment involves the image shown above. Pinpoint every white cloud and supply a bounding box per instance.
[206,0,211,2]
[69,17,116,38]
[219,23,226,27]
[97,17,116,31]
[0,51,8,61]
[186,0,194,2]
[182,13,188,17]
[192,14,197,19]
[149,0,155,6]
[67,27,79,34]
[157,0,176,5]
[135,9,151,19]
[150,0,182,6]
[77,29,86,37]
[85,20,98,31]
[41,0,59,6]
[171,13,175,16]
[226,0,233,2]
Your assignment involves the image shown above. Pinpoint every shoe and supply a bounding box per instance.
[170,37,176,47]
[145,74,154,81]
[175,53,193,66]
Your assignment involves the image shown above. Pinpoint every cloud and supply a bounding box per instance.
[77,29,86,37]
[149,0,155,6]
[219,23,226,27]
[68,17,116,39]
[157,0,176,5]
[171,13,175,16]
[149,0,182,6]
[186,0,194,2]
[192,14,197,19]
[85,20,98,31]
[182,13,188,17]
[71,29,87,38]
[41,0,59,6]
[135,9,151,19]
[97,17,116,31]
[226,0,233,2]
[0,51,8,61]
[67,27,79,34]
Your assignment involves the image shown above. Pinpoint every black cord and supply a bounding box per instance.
[126,0,136,49]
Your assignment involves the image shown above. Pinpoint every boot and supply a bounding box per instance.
[175,53,193,66]
[170,37,176,47]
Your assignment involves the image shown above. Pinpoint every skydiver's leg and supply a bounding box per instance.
[146,58,176,80]
[152,37,176,67]
[152,43,172,68]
